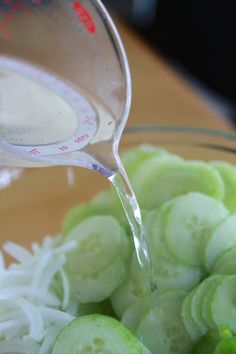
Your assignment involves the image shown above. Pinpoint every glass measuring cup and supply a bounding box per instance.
[0,0,154,293]
[0,0,131,175]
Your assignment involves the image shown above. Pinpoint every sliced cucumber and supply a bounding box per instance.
[52,314,151,354]
[67,251,129,303]
[137,301,193,354]
[110,274,140,319]
[201,276,224,330]
[156,257,201,293]
[131,159,224,210]
[212,161,236,212]
[213,246,236,273]
[205,215,236,271]
[159,289,188,303]
[122,145,181,179]
[64,215,127,275]
[191,276,223,334]
[211,275,236,333]
[181,292,203,342]
[165,192,228,266]
[62,203,97,235]
[144,202,176,263]
[91,189,128,228]
[122,297,153,332]
[213,260,236,275]
[67,256,127,303]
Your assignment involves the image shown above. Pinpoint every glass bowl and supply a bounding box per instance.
[1,124,236,248]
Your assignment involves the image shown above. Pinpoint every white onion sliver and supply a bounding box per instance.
[0,287,60,306]
[39,324,63,354]
[0,309,22,322]
[0,318,27,331]
[0,270,32,288]
[3,242,32,263]
[31,242,41,255]
[51,240,77,256]
[0,338,40,353]
[13,298,44,341]
[58,268,70,310]
[3,324,28,341]
[41,255,65,291]
[31,252,51,288]
[39,307,74,325]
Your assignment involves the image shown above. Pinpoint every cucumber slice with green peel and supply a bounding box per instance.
[214,337,236,354]
[128,247,201,294]
[190,331,221,354]
[122,145,182,179]
[110,276,140,318]
[122,297,154,332]
[122,291,188,336]
[201,276,225,330]
[165,192,229,266]
[191,276,223,334]
[181,292,203,342]
[52,314,151,354]
[144,202,177,263]
[212,161,236,212]
[159,289,188,303]
[205,215,236,271]
[212,246,236,272]
[63,203,97,235]
[213,259,236,275]
[91,190,128,228]
[67,253,129,303]
[155,257,202,293]
[64,215,128,275]
[131,158,225,210]
[211,275,236,333]
[137,301,193,354]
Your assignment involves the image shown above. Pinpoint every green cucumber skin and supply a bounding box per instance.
[212,161,236,212]
[131,159,225,210]
[52,314,151,354]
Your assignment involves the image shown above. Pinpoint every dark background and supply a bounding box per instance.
[104,0,236,123]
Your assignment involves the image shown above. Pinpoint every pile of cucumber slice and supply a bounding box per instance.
[52,145,236,354]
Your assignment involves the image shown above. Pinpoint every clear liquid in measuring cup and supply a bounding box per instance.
[0,57,156,292]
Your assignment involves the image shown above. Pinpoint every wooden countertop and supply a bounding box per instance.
[116,20,232,130]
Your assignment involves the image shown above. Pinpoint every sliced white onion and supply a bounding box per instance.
[0,287,60,306]
[31,252,52,289]
[0,338,40,353]
[13,298,44,341]
[38,307,74,325]
[0,270,31,288]
[0,318,27,331]
[40,256,65,291]
[39,324,63,354]
[3,242,32,263]
[58,268,70,310]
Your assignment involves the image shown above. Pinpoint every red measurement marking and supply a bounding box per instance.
[59,145,68,151]
[73,1,96,34]
[80,106,88,113]
[29,148,40,155]
[0,0,40,39]
[74,134,89,144]
[82,117,94,125]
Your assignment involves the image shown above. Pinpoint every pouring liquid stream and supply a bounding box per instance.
[0,60,156,293]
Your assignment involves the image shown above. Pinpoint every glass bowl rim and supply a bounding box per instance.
[124,125,236,141]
